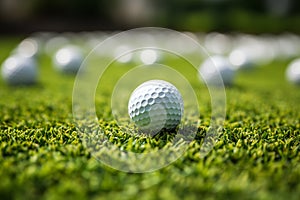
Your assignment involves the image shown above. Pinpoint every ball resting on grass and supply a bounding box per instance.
[1,54,38,86]
[128,80,184,135]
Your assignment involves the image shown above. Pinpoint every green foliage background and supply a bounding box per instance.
[1,0,300,33]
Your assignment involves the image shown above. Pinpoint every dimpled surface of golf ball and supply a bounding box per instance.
[1,54,37,85]
[128,80,184,133]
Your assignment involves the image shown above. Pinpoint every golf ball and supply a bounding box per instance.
[1,54,38,85]
[199,55,235,86]
[53,45,83,74]
[128,80,184,133]
[15,37,41,59]
[140,49,158,65]
[229,49,254,70]
[286,58,300,85]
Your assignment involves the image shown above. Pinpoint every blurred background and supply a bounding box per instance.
[1,0,300,34]
[1,0,300,88]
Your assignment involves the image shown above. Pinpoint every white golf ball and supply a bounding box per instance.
[140,49,158,65]
[229,49,254,70]
[1,54,38,85]
[286,58,300,85]
[15,37,41,59]
[199,55,235,86]
[53,45,83,74]
[114,45,132,63]
[128,80,184,133]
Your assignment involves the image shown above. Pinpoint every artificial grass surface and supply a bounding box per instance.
[0,38,299,200]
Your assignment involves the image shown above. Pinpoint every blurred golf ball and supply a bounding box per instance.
[14,37,41,59]
[1,54,38,85]
[229,49,254,70]
[128,80,184,133]
[140,49,158,65]
[114,45,133,63]
[199,55,235,86]
[286,58,300,85]
[53,45,83,74]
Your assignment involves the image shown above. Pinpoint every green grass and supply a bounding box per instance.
[0,38,300,200]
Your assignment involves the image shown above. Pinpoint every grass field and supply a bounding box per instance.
[0,37,300,200]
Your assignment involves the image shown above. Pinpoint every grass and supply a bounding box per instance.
[0,37,300,200]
